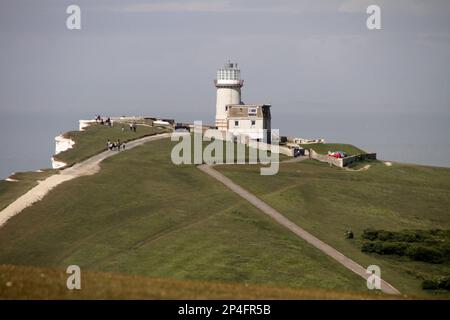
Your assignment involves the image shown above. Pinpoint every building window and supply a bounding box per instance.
[251,120,256,126]
[235,120,239,127]
[248,108,257,116]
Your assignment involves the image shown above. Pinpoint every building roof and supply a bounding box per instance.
[227,104,271,108]
[226,104,271,119]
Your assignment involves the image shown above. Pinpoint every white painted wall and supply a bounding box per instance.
[227,118,268,140]
[215,87,241,128]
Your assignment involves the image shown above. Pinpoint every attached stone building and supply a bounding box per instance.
[226,104,271,143]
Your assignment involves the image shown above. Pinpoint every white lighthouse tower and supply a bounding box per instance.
[214,61,243,130]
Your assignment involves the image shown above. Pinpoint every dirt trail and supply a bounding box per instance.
[344,164,371,171]
[0,133,171,228]
[198,164,400,295]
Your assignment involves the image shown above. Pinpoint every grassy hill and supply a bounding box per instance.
[215,160,450,297]
[0,138,372,297]
[1,129,449,299]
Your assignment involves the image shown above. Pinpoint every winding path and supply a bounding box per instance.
[197,164,401,295]
[0,133,171,228]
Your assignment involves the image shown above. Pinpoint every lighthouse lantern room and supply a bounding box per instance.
[214,62,244,130]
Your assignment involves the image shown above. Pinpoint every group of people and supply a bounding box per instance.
[129,122,137,132]
[95,115,112,127]
[95,115,138,133]
[107,139,125,151]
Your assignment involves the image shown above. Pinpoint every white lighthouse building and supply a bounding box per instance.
[214,62,244,130]
[214,61,271,143]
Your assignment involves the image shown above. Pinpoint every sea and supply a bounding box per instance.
[1,110,449,180]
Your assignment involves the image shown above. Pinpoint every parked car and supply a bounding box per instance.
[327,151,347,158]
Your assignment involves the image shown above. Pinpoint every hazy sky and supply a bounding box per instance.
[1,0,449,123]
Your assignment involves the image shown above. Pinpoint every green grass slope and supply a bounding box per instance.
[55,123,170,167]
[0,170,56,211]
[216,160,450,297]
[0,124,168,213]
[0,138,370,296]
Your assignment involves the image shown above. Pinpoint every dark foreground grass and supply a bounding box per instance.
[0,264,398,300]
[216,160,450,297]
[0,138,371,297]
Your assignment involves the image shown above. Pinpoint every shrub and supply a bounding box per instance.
[380,242,408,255]
[405,245,444,264]
[394,231,427,243]
[377,230,396,241]
[440,277,450,290]
[361,241,381,254]
[422,279,439,290]
[361,228,446,243]
[360,229,450,265]
[422,277,450,291]
[362,229,379,241]
[441,244,450,263]
[361,241,407,256]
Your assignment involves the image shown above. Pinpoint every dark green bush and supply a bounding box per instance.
[381,242,408,255]
[362,229,379,241]
[361,241,408,256]
[405,245,444,264]
[441,278,450,290]
[377,230,395,241]
[422,277,450,291]
[361,241,382,254]
[361,229,449,265]
[394,231,427,243]
[361,228,447,243]
[422,279,439,290]
[362,242,445,263]
[440,243,450,259]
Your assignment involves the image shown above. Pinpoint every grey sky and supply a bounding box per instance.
[1,0,449,123]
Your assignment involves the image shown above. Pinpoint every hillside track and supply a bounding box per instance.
[0,133,172,228]
[198,164,401,295]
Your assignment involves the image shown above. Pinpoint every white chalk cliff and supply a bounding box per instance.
[51,135,75,169]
